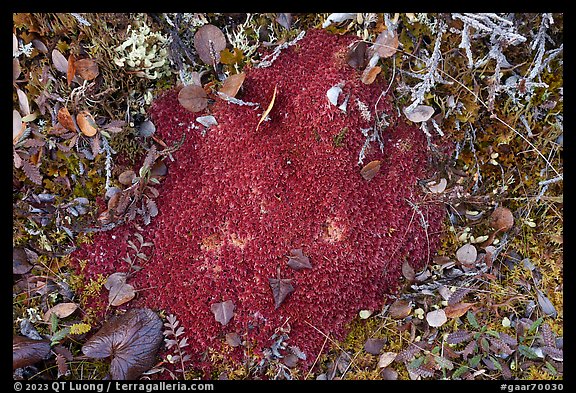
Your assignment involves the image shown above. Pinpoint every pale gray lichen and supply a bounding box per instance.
[113,16,171,80]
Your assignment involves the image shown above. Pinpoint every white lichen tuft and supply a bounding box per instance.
[254,30,306,69]
[224,14,262,59]
[403,20,452,113]
[113,16,171,80]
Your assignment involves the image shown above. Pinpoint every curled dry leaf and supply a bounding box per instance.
[489,206,514,232]
[403,105,435,123]
[211,300,235,325]
[388,299,412,319]
[287,248,312,270]
[360,160,382,181]
[194,24,227,65]
[74,58,99,81]
[372,29,399,58]
[77,111,98,137]
[219,72,245,98]
[256,85,277,131]
[361,65,382,85]
[456,244,477,265]
[427,178,447,193]
[82,308,163,380]
[43,302,78,321]
[426,309,448,327]
[13,336,51,370]
[536,289,557,318]
[196,115,218,128]
[359,310,373,319]
[57,107,77,132]
[178,85,208,113]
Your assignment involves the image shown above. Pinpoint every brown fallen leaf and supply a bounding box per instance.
[210,300,235,325]
[13,58,21,82]
[43,302,78,321]
[364,338,386,355]
[16,87,30,116]
[118,170,136,186]
[220,72,245,98]
[57,107,77,132]
[360,160,382,181]
[346,41,367,69]
[76,111,98,137]
[256,84,277,131]
[194,24,227,65]
[389,299,412,319]
[269,271,294,309]
[13,247,33,275]
[372,29,399,58]
[105,272,136,307]
[361,65,381,84]
[75,58,99,81]
[402,260,415,281]
[225,332,242,347]
[489,206,514,232]
[444,302,475,319]
[178,85,208,113]
[82,308,163,380]
[67,54,76,86]
[377,352,397,368]
[13,335,51,370]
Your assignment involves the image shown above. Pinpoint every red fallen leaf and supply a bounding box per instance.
[74,58,99,81]
[13,335,51,370]
[210,300,235,325]
[194,24,227,65]
[269,274,294,309]
[219,72,245,98]
[287,248,312,270]
[82,308,163,380]
[360,160,382,181]
[77,110,98,137]
[364,338,386,355]
[178,85,208,113]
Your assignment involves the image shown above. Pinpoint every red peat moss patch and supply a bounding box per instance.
[74,29,446,374]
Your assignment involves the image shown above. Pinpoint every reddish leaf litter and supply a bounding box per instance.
[74,29,447,376]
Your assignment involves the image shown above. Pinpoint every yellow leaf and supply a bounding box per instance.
[256,84,277,131]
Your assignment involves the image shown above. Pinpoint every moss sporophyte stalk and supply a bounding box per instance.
[73,29,447,374]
